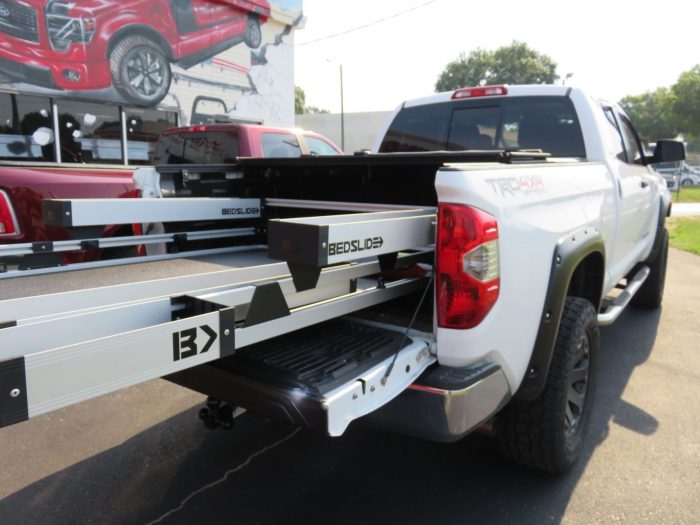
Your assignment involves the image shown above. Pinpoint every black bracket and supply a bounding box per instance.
[80,240,100,250]
[32,241,54,253]
[244,282,290,327]
[0,357,28,428]
[171,296,236,357]
[42,200,73,227]
[378,252,398,272]
[287,262,322,292]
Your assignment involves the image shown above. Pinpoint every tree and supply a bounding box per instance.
[304,106,329,115]
[620,88,678,142]
[295,86,306,115]
[672,65,700,137]
[295,86,330,115]
[435,41,559,92]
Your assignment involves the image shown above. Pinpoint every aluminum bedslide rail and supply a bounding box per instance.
[0,202,436,429]
[0,198,432,279]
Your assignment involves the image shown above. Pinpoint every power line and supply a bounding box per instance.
[295,0,440,47]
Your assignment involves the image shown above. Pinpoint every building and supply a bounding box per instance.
[0,1,303,128]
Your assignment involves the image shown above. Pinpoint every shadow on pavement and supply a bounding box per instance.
[0,308,661,525]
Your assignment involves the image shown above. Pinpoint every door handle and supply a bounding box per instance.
[641,180,649,189]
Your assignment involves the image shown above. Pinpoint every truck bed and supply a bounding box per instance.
[2,150,544,433]
[1,248,277,300]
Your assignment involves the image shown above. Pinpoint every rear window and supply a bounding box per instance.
[380,96,585,158]
[153,131,240,164]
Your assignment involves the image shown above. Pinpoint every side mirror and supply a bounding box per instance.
[649,140,686,164]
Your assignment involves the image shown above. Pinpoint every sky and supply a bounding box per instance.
[293,0,700,114]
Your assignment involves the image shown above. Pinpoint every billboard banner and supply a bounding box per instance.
[0,0,302,125]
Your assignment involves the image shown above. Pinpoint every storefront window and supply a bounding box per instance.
[126,108,178,165]
[55,101,122,164]
[0,93,55,162]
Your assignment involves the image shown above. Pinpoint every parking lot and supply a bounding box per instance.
[1,248,699,525]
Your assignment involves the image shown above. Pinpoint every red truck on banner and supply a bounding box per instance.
[0,0,270,105]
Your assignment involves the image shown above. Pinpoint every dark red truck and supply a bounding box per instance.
[0,164,138,268]
[0,122,342,270]
[152,123,344,163]
[0,0,270,105]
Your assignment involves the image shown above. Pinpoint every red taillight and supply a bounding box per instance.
[436,204,499,329]
[0,190,19,237]
[452,85,508,100]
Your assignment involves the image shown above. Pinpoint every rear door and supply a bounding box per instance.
[602,107,655,279]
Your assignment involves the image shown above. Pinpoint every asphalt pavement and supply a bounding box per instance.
[0,248,699,525]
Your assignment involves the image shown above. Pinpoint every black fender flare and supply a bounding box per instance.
[644,197,670,265]
[516,227,605,401]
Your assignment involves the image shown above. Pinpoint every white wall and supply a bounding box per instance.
[296,111,393,153]
[168,18,300,127]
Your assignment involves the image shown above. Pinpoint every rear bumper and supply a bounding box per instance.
[367,362,511,442]
[166,320,436,436]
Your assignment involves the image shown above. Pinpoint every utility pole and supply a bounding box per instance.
[340,64,345,151]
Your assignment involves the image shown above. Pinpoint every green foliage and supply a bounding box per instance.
[435,41,559,92]
[668,216,700,256]
[620,88,678,142]
[620,64,700,151]
[672,186,700,204]
[684,136,700,154]
[295,86,329,115]
[304,106,329,114]
[672,66,700,137]
[295,86,306,115]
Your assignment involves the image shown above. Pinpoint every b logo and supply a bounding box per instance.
[172,325,217,361]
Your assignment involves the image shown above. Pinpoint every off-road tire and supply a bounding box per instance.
[110,35,171,106]
[632,227,669,309]
[496,297,598,474]
[244,15,262,48]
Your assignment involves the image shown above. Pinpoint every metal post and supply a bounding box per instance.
[121,108,129,166]
[52,101,62,163]
[340,64,345,152]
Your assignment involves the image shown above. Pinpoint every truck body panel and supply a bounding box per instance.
[434,160,613,392]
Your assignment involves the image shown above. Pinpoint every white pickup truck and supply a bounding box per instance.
[0,85,684,474]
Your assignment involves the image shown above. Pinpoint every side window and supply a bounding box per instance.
[56,101,122,164]
[0,93,55,162]
[305,136,340,155]
[618,115,645,165]
[378,103,451,152]
[262,132,301,157]
[603,107,626,162]
[125,108,178,165]
[500,97,585,157]
[447,107,499,150]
